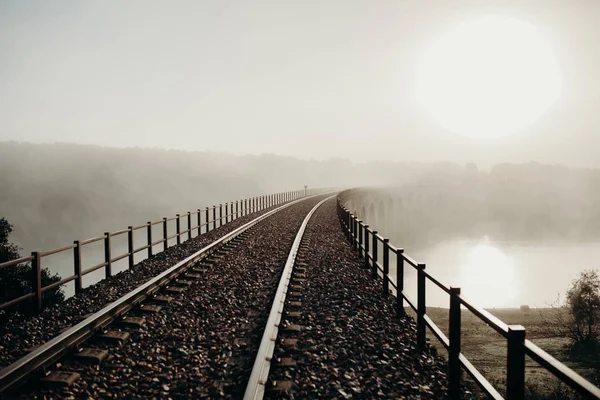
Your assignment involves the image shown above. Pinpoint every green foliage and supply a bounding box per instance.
[566,270,600,345]
[0,218,64,325]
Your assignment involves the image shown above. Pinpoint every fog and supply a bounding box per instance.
[1,0,600,168]
[2,1,600,306]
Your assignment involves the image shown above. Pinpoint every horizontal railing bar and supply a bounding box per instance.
[151,220,163,226]
[132,225,146,231]
[375,261,384,273]
[151,239,164,247]
[82,262,108,276]
[457,294,509,336]
[374,233,385,242]
[403,292,417,313]
[389,279,397,290]
[42,275,77,293]
[180,229,191,235]
[459,354,504,400]
[0,256,34,269]
[525,340,600,399]
[424,271,451,294]
[110,253,129,263]
[134,245,150,254]
[40,244,76,257]
[424,314,450,349]
[402,253,419,268]
[111,229,129,237]
[167,234,178,240]
[80,236,104,246]
[0,293,35,311]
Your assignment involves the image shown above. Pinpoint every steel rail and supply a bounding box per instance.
[243,195,335,400]
[0,194,321,394]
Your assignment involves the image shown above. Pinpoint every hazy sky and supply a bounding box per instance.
[1,1,599,167]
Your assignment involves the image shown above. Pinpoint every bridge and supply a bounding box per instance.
[0,189,599,399]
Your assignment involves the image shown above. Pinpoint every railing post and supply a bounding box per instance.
[383,238,390,298]
[147,222,153,258]
[73,240,82,295]
[353,218,358,251]
[347,211,352,242]
[187,212,192,240]
[205,207,209,233]
[349,214,354,247]
[364,225,370,269]
[448,287,462,400]
[128,226,134,268]
[506,325,526,400]
[236,200,239,219]
[372,231,378,279]
[163,218,168,251]
[417,263,426,350]
[176,214,181,245]
[225,203,229,223]
[212,206,216,230]
[31,251,42,313]
[197,210,202,236]
[104,232,112,278]
[219,204,223,227]
[396,248,405,317]
[358,221,363,258]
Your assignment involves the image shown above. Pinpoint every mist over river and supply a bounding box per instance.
[392,238,600,309]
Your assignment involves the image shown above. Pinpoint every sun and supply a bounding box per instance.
[414,15,562,139]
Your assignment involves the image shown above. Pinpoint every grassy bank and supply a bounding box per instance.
[419,307,600,398]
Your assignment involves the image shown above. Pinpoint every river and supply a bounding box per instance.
[386,237,600,309]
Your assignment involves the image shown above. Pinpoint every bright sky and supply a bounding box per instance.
[1,0,599,167]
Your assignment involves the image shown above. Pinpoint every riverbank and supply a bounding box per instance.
[421,307,600,398]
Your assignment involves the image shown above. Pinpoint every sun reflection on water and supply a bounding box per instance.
[460,239,518,308]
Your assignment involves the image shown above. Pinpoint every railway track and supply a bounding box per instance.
[244,195,334,399]
[0,194,330,398]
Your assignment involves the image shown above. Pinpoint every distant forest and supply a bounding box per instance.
[2,142,600,255]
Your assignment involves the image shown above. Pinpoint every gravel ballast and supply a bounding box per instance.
[267,199,463,399]
[12,197,325,399]
[0,204,282,368]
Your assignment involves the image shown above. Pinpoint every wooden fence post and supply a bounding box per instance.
[128,226,134,268]
[197,210,202,236]
[212,206,216,230]
[187,212,192,240]
[104,232,112,278]
[205,207,209,233]
[417,263,427,350]
[358,221,363,258]
[176,215,181,245]
[507,325,526,400]
[163,218,168,251]
[449,287,462,399]
[73,240,82,294]
[147,222,153,258]
[31,251,42,313]
[396,248,404,317]
[383,238,390,298]
[372,231,378,279]
[364,225,370,269]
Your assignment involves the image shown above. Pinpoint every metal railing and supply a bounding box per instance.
[0,190,312,314]
[337,195,600,400]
